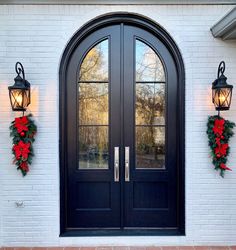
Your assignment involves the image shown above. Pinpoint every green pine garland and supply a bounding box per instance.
[10,114,37,176]
[207,115,235,177]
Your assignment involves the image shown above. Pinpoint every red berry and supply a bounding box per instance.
[221,136,224,139]
[20,132,25,137]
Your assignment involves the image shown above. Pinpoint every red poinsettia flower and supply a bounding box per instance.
[214,143,228,157]
[220,163,232,171]
[13,141,31,160]
[20,162,29,172]
[14,116,29,133]
[212,118,225,136]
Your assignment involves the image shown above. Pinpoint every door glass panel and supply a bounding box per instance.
[79,126,109,169]
[78,39,109,169]
[135,39,166,169]
[136,83,165,126]
[136,40,165,82]
[136,127,165,169]
[79,40,109,81]
[79,83,108,125]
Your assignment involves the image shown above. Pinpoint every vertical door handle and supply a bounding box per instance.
[125,146,130,182]
[114,147,119,182]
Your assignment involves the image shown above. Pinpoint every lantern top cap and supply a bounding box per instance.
[8,62,30,90]
[212,61,233,89]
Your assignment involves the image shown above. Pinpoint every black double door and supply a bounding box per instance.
[65,23,179,230]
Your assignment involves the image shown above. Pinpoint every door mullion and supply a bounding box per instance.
[120,22,125,229]
[123,24,136,227]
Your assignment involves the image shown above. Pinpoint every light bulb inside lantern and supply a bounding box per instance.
[219,93,226,104]
[15,93,23,106]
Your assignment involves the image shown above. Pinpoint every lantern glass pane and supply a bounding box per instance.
[212,87,232,110]
[10,89,30,110]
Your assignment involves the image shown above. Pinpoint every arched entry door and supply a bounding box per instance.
[60,14,185,235]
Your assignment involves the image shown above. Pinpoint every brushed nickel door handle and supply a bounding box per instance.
[114,147,119,182]
[125,146,130,182]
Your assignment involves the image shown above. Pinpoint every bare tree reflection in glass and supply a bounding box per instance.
[78,40,109,169]
[136,40,165,82]
[79,40,108,82]
[135,40,166,169]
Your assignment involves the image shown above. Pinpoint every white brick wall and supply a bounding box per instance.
[0,4,236,247]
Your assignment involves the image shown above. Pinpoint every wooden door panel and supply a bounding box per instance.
[123,25,178,228]
[66,25,121,228]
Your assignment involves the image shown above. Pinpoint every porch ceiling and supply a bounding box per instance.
[211,7,236,40]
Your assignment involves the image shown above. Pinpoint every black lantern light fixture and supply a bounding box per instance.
[8,62,31,112]
[212,61,233,114]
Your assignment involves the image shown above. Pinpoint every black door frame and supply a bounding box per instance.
[59,12,185,237]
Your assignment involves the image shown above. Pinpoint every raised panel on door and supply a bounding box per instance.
[123,25,178,228]
[66,25,121,228]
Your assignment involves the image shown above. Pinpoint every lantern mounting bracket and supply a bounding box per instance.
[217,61,225,79]
[15,62,25,81]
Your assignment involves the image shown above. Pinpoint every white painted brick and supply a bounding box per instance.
[0,3,236,248]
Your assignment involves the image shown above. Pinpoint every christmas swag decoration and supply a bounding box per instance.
[10,114,37,176]
[207,115,235,177]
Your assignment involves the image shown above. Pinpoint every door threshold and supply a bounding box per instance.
[60,228,184,237]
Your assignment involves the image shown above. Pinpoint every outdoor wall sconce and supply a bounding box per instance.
[8,62,31,112]
[212,61,233,114]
